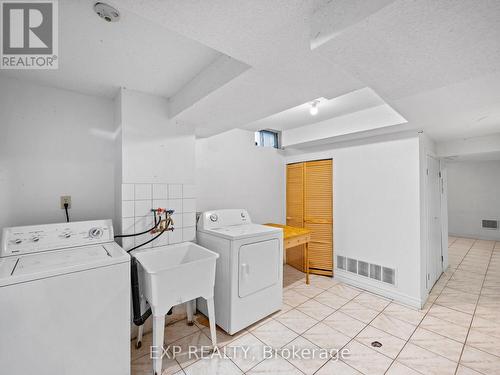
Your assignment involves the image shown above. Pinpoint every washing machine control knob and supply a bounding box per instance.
[31,236,40,242]
[89,227,103,239]
[14,238,22,244]
[209,214,218,222]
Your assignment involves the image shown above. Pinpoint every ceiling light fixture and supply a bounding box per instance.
[309,100,319,116]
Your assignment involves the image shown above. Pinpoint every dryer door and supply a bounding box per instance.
[238,239,280,298]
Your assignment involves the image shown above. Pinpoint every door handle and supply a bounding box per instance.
[241,263,250,278]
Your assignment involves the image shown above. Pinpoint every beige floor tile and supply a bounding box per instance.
[410,327,464,362]
[471,316,500,338]
[384,302,426,325]
[309,275,339,290]
[427,304,473,328]
[275,309,318,334]
[303,322,351,350]
[370,313,416,340]
[225,333,266,372]
[328,284,362,300]
[322,310,367,338]
[352,292,391,311]
[183,357,242,375]
[342,340,393,375]
[460,345,500,375]
[455,364,484,375]
[282,336,329,375]
[200,326,245,348]
[397,343,457,375]
[296,299,335,320]
[131,352,182,375]
[169,331,213,368]
[315,359,362,374]
[165,319,201,344]
[314,290,350,309]
[355,325,406,359]
[386,361,422,374]
[466,327,500,357]
[282,289,310,307]
[419,315,469,342]
[339,301,380,324]
[131,332,153,361]
[292,284,325,298]
[246,355,302,375]
[251,320,298,349]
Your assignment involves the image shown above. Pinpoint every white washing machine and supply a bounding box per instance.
[196,209,283,334]
[0,220,130,375]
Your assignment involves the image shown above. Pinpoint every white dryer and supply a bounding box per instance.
[196,209,283,334]
[0,220,130,375]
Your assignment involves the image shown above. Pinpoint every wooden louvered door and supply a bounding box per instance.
[285,160,333,276]
[304,160,333,276]
[285,163,305,270]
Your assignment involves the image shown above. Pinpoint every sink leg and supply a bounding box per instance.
[186,300,194,326]
[136,324,144,349]
[152,314,165,375]
[206,296,217,349]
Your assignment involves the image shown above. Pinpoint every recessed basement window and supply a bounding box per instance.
[255,130,281,149]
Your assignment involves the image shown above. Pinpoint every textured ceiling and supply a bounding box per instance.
[117,0,500,141]
[0,0,220,98]
[3,0,500,142]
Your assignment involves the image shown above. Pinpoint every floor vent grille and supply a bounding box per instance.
[337,255,396,286]
[337,255,346,270]
[482,219,498,230]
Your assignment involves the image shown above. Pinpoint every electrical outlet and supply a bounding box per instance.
[60,196,71,209]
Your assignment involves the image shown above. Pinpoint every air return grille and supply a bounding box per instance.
[358,261,369,277]
[347,258,358,273]
[482,220,498,230]
[337,256,346,270]
[337,255,396,286]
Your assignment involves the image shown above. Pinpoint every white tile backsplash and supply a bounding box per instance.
[182,212,196,228]
[122,201,134,218]
[135,200,152,217]
[170,229,183,244]
[152,184,168,200]
[120,183,196,251]
[135,184,152,200]
[167,199,182,213]
[183,198,196,213]
[183,227,196,242]
[122,217,135,234]
[152,199,168,211]
[122,184,135,201]
[168,184,183,199]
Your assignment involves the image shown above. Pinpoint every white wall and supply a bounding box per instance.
[0,76,116,237]
[196,129,285,224]
[447,160,500,240]
[120,89,195,184]
[286,135,424,307]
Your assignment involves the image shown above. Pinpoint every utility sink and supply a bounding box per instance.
[134,241,219,375]
[134,241,219,315]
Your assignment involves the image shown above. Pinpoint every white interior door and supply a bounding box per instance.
[427,155,443,289]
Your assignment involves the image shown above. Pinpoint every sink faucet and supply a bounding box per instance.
[151,209,175,233]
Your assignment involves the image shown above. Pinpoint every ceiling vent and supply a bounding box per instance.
[337,255,396,286]
[482,220,498,230]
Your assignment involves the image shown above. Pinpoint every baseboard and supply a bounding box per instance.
[449,232,500,241]
[334,269,424,309]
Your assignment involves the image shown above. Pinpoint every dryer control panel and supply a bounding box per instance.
[0,220,114,257]
[197,209,251,230]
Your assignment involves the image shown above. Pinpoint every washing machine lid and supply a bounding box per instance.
[199,223,282,240]
[0,242,129,287]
